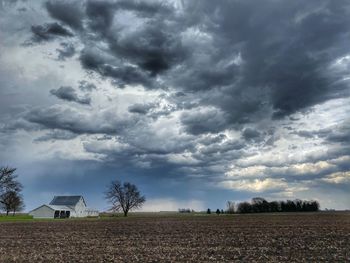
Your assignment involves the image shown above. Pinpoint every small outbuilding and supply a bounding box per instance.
[29,195,99,219]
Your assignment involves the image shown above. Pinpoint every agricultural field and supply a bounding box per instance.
[0,212,349,262]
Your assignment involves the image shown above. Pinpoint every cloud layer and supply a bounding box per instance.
[0,0,349,210]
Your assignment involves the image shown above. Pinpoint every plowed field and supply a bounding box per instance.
[0,212,349,262]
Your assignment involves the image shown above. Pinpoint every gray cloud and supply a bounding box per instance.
[326,122,350,144]
[292,130,316,139]
[24,105,139,135]
[50,86,91,105]
[66,0,350,128]
[15,0,350,153]
[79,48,156,88]
[85,0,117,35]
[17,7,26,12]
[45,0,84,30]
[37,0,350,125]
[56,42,75,61]
[0,118,40,133]
[180,108,228,135]
[78,81,97,92]
[31,22,73,42]
[242,128,262,142]
[107,24,187,77]
[180,0,350,121]
[34,129,77,142]
[292,121,350,145]
[1,0,350,210]
[198,134,227,146]
[128,103,154,115]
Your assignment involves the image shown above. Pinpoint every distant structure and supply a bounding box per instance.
[29,196,99,219]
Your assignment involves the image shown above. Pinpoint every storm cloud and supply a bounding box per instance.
[45,0,84,30]
[56,42,75,61]
[50,86,91,105]
[37,0,350,125]
[0,0,349,211]
[31,22,73,42]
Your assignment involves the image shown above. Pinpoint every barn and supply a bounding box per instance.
[29,195,99,218]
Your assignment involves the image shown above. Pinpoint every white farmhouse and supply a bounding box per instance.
[29,195,99,219]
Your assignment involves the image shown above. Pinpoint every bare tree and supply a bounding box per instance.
[0,167,24,216]
[0,191,13,216]
[11,192,24,216]
[105,180,145,217]
[0,191,24,216]
[0,167,22,194]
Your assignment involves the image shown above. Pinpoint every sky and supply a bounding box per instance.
[0,0,349,212]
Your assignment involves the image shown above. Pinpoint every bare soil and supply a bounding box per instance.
[0,212,349,262]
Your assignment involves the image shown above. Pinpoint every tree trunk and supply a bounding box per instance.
[124,210,128,217]
[6,210,9,216]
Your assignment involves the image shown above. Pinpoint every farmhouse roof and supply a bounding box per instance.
[50,195,85,206]
[28,204,73,213]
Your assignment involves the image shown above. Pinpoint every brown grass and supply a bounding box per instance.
[0,212,349,262]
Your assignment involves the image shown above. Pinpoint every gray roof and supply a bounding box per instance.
[29,204,73,213]
[50,196,85,206]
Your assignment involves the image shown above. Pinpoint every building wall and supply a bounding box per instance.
[29,205,54,218]
[73,198,88,217]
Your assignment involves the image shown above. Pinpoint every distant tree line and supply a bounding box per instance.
[206,208,225,215]
[178,208,194,213]
[232,197,320,214]
[0,166,24,216]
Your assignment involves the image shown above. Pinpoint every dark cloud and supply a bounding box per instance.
[108,25,187,76]
[197,139,245,156]
[179,0,350,121]
[180,108,228,135]
[242,128,261,142]
[101,64,155,88]
[34,129,77,142]
[85,0,173,36]
[24,105,138,135]
[56,42,75,60]
[198,134,227,146]
[292,130,316,139]
[20,0,350,121]
[31,22,73,42]
[292,121,350,145]
[116,0,172,17]
[50,86,91,105]
[77,0,187,88]
[2,0,350,209]
[66,0,350,131]
[85,0,116,35]
[16,0,350,146]
[79,49,156,88]
[324,122,350,144]
[34,0,350,125]
[45,0,84,30]
[128,103,154,115]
